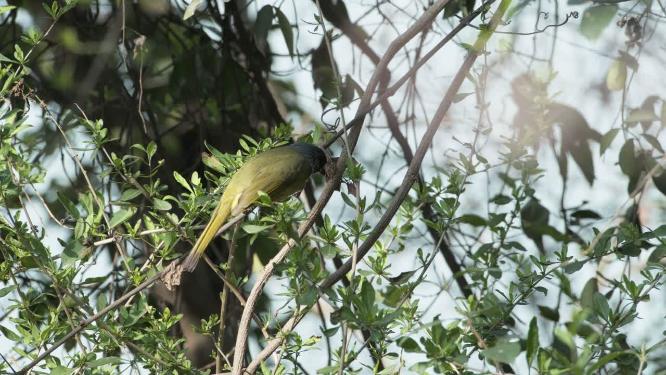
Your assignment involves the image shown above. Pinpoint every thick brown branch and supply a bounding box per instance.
[318,0,473,296]
[244,45,482,375]
[229,2,453,373]
[322,0,495,149]
[321,55,478,289]
[240,2,515,370]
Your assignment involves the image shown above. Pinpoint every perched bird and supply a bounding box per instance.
[181,143,328,272]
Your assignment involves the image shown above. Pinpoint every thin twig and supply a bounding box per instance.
[321,0,495,149]
[216,222,240,373]
[240,0,511,369]
[15,212,246,375]
[229,2,453,373]
[16,265,169,375]
[312,1,365,372]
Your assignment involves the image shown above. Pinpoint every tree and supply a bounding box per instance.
[1,0,665,374]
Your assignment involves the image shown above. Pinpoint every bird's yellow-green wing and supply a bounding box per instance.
[181,146,312,272]
[230,148,312,215]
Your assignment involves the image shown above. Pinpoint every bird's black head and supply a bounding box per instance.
[288,142,328,174]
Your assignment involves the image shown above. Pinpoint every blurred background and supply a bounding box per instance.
[2,0,666,373]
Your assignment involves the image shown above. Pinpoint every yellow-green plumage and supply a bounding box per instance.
[181,144,326,272]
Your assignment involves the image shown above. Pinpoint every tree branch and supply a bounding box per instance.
[244,47,480,375]
[229,1,453,373]
[321,54,478,290]
[240,0,513,370]
[317,0,480,296]
[321,0,495,149]
[15,214,246,375]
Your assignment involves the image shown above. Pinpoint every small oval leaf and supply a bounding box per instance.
[109,208,136,228]
[606,59,626,91]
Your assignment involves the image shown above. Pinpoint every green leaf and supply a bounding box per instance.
[360,280,375,307]
[618,139,636,176]
[13,44,24,63]
[58,192,80,218]
[648,245,666,263]
[571,209,601,220]
[153,198,172,211]
[183,0,204,20]
[173,171,192,193]
[606,59,626,91]
[191,171,201,186]
[483,337,521,363]
[580,277,597,310]
[592,292,611,318]
[0,325,20,341]
[564,260,585,274]
[0,285,16,298]
[88,356,122,367]
[62,240,86,266]
[109,208,136,228]
[653,170,666,196]
[119,188,142,201]
[49,366,74,375]
[521,198,549,252]
[599,128,619,155]
[526,317,539,367]
[274,8,294,57]
[146,141,157,160]
[568,140,596,185]
[202,152,226,173]
[0,52,13,63]
[242,224,273,234]
[580,5,617,40]
[491,194,512,205]
[458,42,477,52]
[553,327,576,359]
[649,224,666,238]
[488,213,507,227]
[538,305,560,321]
[458,214,486,226]
[0,6,16,14]
[254,5,274,46]
[548,103,599,184]
[387,270,416,284]
[397,337,422,353]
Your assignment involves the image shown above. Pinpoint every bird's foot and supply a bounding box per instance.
[160,261,184,291]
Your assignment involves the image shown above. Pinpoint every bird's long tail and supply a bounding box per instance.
[181,200,230,272]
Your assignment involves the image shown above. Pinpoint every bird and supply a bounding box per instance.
[181,142,328,272]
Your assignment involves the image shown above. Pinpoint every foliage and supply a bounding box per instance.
[1,0,666,374]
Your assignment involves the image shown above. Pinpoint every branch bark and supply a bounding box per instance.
[321,54,478,290]
[317,0,483,297]
[229,1,453,373]
[244,48,480,375]
[240,0,513,370]
[15,214,246,375]
[321,0,495,149]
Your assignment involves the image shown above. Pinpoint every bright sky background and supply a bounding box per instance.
[3,0,666,372]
